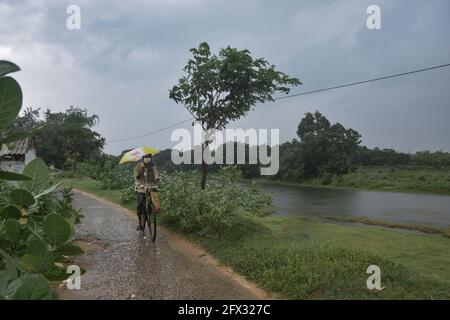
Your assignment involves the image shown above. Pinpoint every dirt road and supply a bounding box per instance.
[58,191,268,300]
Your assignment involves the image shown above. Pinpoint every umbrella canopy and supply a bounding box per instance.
[119,146,160,164]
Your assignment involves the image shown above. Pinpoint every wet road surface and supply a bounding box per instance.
[59,192,264,300]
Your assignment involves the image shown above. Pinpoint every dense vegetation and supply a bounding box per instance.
[139,111,450,195]
[0,61,83,300]
[13,106,105,170]
[158,167,270,237]
[68,176,450,299]
[302,165,450,194]
[274,111,450,184]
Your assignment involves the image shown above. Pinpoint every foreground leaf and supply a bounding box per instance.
[4,219,21,245]
[53,243,84,256]
[43,214,73,245]
[0,124,46,144]
[11,274,53,300]
[22,158,49,193]
[0,61,20,77]
[0,205,22,219]
[21,254,52,273]
[0,170,31,181]
[10,188,36,208]
[26,237,48,256]
[35,181,64,199]
[0,77,22,130]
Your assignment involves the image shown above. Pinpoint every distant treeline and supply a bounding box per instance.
[154,144,450,180]
[14,107,450,182]
[153,111,450,182]
[357,147,450,167]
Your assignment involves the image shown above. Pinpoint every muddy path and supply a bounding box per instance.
[57,191,269,300]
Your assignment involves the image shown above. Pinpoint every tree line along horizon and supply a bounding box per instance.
[12,106,450,182]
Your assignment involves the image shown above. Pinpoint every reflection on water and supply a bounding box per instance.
[257,182,450,227]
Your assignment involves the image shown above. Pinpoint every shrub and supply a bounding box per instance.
[120,185,136,203]
[0,60,83,300]
[159,166,271,238]
[321,173,334,185]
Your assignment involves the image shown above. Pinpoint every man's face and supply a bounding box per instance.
[143,156,152,166]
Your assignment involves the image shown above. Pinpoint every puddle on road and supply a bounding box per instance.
[72,239,104,253]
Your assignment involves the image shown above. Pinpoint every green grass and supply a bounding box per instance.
[201,217,450,299]
[264,166,450,195]
[322,216,450,238]
[65,177,450,299]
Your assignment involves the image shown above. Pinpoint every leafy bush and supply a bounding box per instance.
[159,166,271,237]
[0,61,83,300]
[75,156,133,190]
[320,172,334,185]
[120,185,135,203]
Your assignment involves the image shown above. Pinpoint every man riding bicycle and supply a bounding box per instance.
[134,154,160,231]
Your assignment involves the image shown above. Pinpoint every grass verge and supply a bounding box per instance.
[260,166,450,195]
[66,176,450,299]
[322,216,450,238]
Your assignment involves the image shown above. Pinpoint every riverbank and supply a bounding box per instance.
[65,176,450,299]
[257,166,450,195]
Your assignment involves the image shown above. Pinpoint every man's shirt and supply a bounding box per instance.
[134,161,159,193]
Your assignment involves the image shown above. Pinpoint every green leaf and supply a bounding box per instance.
[0,144,9,156]
[44,263,67,281]
[22,158,49,192]
[43,214,73,245]
[35,181,64,199]
[0,205,22,219]
[10,188,36,208]
[26,237,48,257]
[54,243,84,256]
[0,250,18,285]
[0,170,31,181]
[0,77,22,130]
[0,61,20,77]
[11,274,53,300]
[4,219,21,245]
[21,254,52,273]
[1,124,46,144]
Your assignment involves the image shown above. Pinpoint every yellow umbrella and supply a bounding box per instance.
[119,146,160,164]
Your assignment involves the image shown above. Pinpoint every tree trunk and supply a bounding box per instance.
[201,158,208,189]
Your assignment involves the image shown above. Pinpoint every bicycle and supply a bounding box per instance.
[142,186,157,242]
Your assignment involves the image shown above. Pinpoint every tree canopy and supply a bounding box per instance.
[169,42,300,188]
[13,106,105,169]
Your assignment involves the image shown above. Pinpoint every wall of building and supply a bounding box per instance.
[0,147,36,173]
[0,160,25,173]
[25,148,36,165]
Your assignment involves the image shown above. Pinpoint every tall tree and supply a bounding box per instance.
[14,106,105,168]
[296,111,361,177]
[169,42,300,188]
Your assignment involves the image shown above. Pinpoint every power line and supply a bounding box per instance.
[110,118,194,142]
[109,63,450,143]
[274,63,450,100]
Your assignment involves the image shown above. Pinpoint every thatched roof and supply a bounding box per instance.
[3,138,35,156]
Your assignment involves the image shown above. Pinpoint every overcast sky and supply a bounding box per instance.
[1,0,449,155]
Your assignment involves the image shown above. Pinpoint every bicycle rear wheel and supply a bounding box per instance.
[146,201,157,242]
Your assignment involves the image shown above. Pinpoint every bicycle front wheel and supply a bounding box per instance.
[146,203,157,242]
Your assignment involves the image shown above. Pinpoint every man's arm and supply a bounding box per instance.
[152,163,160,183]
[134,164,144,181]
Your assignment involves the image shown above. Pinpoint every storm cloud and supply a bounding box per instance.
[1,0,449,154]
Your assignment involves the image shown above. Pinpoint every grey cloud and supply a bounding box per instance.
[0,0,449,154]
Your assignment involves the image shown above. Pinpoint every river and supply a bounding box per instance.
[257,181,450,228]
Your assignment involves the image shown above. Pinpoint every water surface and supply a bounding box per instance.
[257,182,450,227]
